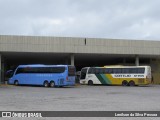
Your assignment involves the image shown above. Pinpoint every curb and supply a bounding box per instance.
[0,84,13,86]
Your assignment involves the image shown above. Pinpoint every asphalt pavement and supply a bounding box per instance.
[0,84,160,119]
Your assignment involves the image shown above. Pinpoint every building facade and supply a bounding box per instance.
[0,35,160,84]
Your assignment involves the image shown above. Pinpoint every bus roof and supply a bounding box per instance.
[17,64,73,68]
[81,66,150,69]
[104,65,150,68]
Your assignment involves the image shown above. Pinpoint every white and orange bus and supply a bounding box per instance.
[80,66,151,86]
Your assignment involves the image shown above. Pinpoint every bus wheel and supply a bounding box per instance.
[88,80,93,86]
[129,81,135,86]
[122,80,128,86]
[50,81,55,88]
[14,80,19,86]
[43,81,49,87]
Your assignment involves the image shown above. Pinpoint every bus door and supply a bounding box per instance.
[80,68,88,80]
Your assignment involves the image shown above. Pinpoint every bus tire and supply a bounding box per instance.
[50,81,55,88]
[129,81,135,86]
[122,80,128,86]
[88,80,93,86]
[14,80,19,86]
[43,81,49,87]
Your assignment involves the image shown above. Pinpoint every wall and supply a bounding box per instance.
[151,59,160,84]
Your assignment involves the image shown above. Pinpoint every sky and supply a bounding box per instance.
[0,0,160,40]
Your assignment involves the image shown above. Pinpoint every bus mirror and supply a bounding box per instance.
[6,70,14,78]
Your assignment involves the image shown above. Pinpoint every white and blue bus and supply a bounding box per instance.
[8,64,76,87]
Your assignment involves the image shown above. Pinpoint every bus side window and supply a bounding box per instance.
[113,68,122,74]
[108,68,113,74]
[88,68,93,74]
[92,68,96,74]
[113,68,117,74]
[105,68,109,74]
[122,68,129,74]
[88,68,96,74]
[15,68,24,74]
[95,68,99,74]
[132,68,136,73]
[138,68,145,73]
[99,69,104,74]
[102,68,106,74]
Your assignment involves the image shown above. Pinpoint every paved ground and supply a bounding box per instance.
[0,84,160,119]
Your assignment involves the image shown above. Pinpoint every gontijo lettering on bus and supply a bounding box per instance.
[113,74,145,78]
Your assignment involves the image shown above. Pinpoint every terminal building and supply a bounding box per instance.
[0,35,160,84]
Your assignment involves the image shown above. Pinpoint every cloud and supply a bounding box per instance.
[0,0,160,40]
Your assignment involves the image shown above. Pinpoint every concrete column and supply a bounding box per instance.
[71,54,74,66]
[135,55,139,66]
[0,54,1,84]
